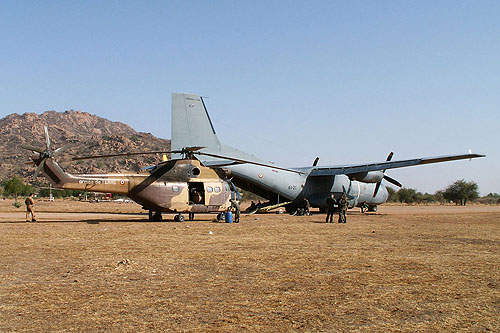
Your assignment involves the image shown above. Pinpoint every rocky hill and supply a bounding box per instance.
[0,110,171,183]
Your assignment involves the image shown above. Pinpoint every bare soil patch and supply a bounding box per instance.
[1,201,499,331]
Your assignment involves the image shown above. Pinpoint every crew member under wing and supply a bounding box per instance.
[171,93,485,213]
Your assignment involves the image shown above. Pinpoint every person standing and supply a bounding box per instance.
[303,197,311,216]
[25,193,36,222]
[325,194,336,223]
[338,193,348,223]
[230,199,240,223]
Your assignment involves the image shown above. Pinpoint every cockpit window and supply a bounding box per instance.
[206,186,213,193]
[172,185,180,192]
[214,186,221,193]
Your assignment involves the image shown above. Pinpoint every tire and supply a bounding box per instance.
[368,205,377,212]
[217,212,225,222]
[153,212,163,222]
[177,214,185,222]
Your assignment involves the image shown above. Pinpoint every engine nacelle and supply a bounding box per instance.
[348,171,384,183]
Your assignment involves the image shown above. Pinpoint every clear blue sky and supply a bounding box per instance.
[1,1,498,195]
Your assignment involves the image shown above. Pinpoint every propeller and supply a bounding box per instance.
[312,157,319,166]
[73,147,304,175]
[21,126,70,178]
[373,152,402,197]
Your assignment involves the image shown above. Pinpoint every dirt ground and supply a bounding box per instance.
[0,199,499,332]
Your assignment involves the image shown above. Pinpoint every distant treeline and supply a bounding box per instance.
[0,176,84,199]
[387,180,499,205]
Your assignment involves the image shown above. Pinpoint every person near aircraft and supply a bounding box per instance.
[25,193,36,222]
[338,193,348,223]
[230,199,240,223]
[248,201,257,212]
[190,188,202,204]
[303,198,311,216]
[325,194,336,223]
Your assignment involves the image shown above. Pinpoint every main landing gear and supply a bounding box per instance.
[148,210,186,222]
[173,214,185,222]
[149,210,163,222]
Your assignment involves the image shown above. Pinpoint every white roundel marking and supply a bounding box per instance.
[120,180,125,185]
[258,173,263,179]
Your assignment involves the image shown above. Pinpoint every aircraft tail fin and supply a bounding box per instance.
[171,93,221,153]
[171,93,264,163]
[35,158,73,186]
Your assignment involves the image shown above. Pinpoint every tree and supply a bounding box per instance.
[3,176,24,199]
[478,193,500,205]
[442,179,479,206]
[2,177,34,202]
[421,193,436,204]
[386,187,398,202]
[397,188,418,204]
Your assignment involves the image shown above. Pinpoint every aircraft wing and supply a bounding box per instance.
[309,153,485,177]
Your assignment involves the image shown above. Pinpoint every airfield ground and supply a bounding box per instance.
[0,199,499,331]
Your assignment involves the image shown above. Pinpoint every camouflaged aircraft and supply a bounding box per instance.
[22,127,244,221]
[170,93,485,213]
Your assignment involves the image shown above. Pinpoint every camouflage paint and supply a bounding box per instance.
[32,155,235,214]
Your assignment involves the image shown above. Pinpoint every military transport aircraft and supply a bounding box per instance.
[22,127,247,221]
[170,93,485,213]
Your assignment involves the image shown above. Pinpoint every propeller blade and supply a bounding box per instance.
[53,144,71,155]
[44,126,51,151]
[373,181,381,197]
[313,157,319,166]
[21,144,44,153]
[72,150,176,161]
[384,175,402,188]
[71,146,205,161]
[34,159,45,179]
[382,152,394,173]
[195,151,304,175]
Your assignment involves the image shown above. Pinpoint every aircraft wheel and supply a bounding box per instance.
[175,214,185,222]
[368,205,377,212]
[148,210,153,221]
[217,212,225,222]
[153,211,163,222]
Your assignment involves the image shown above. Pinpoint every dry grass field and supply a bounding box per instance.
[0,199,499,331]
